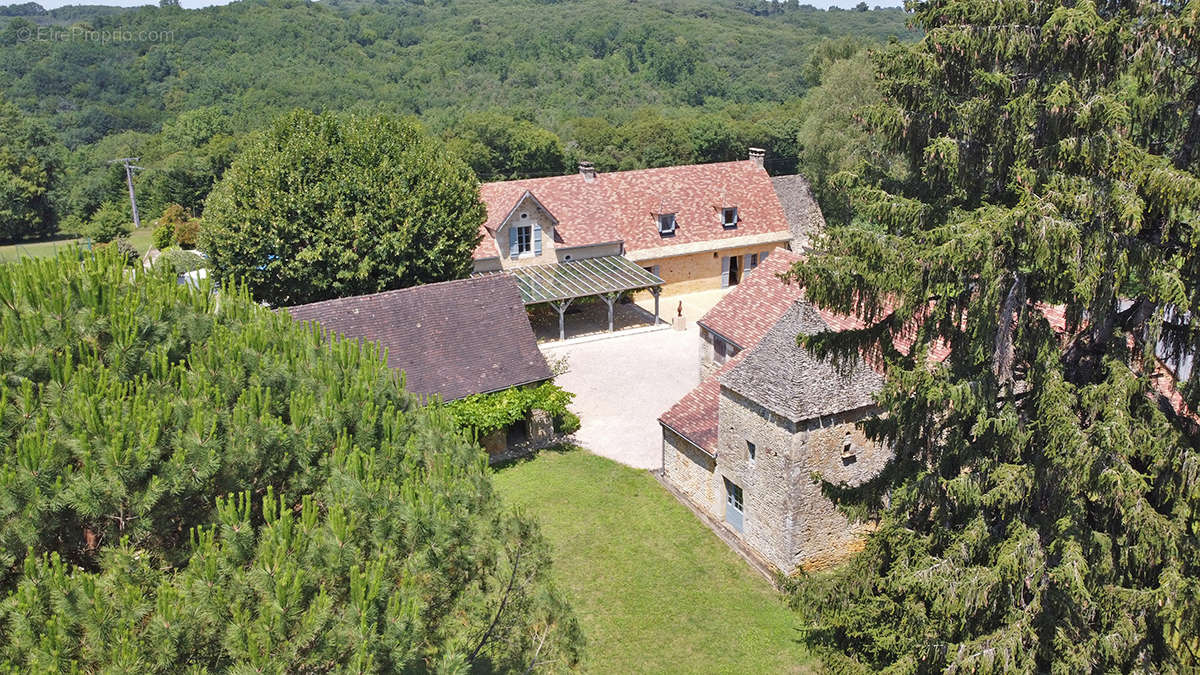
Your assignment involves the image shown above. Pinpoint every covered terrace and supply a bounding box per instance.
[481,255,665,340]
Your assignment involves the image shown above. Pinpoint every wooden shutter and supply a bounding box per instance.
[533,224,542,255]
[744,254,754,274]
[509,226,519,257]
[720,256,730,287]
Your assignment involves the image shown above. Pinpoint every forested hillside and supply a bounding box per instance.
[0,0,913,239]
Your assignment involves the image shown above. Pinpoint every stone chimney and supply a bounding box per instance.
[748,148,766,168]
[579,161,596,183]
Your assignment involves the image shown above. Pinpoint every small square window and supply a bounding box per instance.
[747,440,756,464]
[657,213,677,235]
[722,207,738,228]
[842,433,857,465]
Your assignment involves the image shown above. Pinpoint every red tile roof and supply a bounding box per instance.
[287,275,551,401]
[697,247,804,349]
[659,353,747,455]
[474,160,792,259]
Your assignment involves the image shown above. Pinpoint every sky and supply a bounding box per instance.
[10,0,903,9]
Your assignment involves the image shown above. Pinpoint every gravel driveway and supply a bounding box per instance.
[542,326,700,470]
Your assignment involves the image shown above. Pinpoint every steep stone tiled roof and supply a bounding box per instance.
[287,275,551,402]
[721,302,885,423]
[770,174,825,247]
[474,160,792,260]
[697,247,804,349]
[659,353,747,455]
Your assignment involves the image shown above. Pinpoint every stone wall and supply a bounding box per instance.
[661,427,721,517]
[638,243,784,295]
[715,387,801,572]
[698,327,717,379]
[788,406,890,571]
[697,326,742,380]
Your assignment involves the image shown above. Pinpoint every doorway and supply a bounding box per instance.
[724,478,744,532]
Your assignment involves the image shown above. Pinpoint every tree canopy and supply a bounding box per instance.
[788,0,1200,671]
[0,98,58,242]
[200,110,485,307]
[0,250,581,671]
[0,0,915,232]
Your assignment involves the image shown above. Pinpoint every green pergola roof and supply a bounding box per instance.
[484,255,664,305]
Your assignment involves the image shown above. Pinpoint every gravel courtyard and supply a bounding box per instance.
[542,325,701,470]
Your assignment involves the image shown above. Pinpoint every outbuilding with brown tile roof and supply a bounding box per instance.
[287,275,551,402]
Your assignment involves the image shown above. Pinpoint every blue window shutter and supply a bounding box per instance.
[509,226,519,257]
[534,225,542,255]
[720,256,730,287]
[744,254,753,274]
[761,250,769,262]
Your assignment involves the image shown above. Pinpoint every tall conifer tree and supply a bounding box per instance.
[788,1,1200,670]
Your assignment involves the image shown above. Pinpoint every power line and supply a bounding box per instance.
[108,157,145,229]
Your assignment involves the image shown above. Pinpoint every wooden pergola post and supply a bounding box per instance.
[550,298,573,341]
[601,292,620,332]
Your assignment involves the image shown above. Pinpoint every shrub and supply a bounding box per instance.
[174,217,200,247]
[0,251,581,672]
[94,237,139,266]
[58,213,85,237]
[82,201,131,243]
[554,410,581,435]
[153,203,201,248]
[151,223,172,249]
[154,246,208,274]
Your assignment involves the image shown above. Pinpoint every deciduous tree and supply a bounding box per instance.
[200,111,485,306]
[0,99,59,242]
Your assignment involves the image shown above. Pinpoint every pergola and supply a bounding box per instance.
[482,255,665,340]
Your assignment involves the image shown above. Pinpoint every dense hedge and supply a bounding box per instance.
[0,251,581,671]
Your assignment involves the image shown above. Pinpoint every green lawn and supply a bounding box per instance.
[0,228,156,262]
[492,448,817,673]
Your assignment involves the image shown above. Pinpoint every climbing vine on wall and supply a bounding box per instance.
[445,382,576,437]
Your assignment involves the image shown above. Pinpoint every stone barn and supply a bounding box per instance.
[658,255,893,574]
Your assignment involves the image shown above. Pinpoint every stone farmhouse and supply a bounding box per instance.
[659,248,894,575]
[287,274,556,455]
[472,150,823,295]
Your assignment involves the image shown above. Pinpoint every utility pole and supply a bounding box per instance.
[108,157,145,229]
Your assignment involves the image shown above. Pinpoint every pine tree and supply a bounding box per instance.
[787,1,1200,670]
[0,250,581,671]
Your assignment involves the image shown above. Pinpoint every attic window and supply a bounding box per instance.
[722,207,738,228]
[657,213,677,235]
[842,432,857,465]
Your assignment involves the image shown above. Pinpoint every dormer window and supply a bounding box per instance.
[657,213,677,235]
[722,207,738,228]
